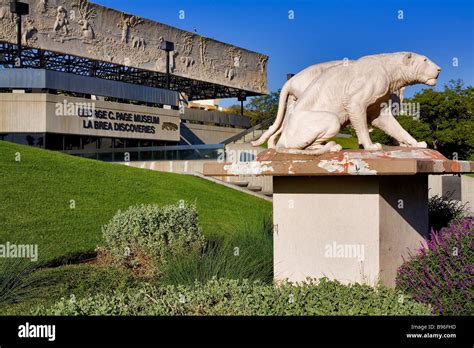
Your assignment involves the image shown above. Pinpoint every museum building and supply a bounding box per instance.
[0,0,268,161]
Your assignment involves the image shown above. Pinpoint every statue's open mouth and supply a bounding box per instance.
[425,78,437,86]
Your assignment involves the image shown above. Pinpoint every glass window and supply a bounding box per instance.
[24,135,37,146]
[140,139,153,148]
[77,153,97,160]
[114,151,138,162]
[97,137,113,149]
[152,150,167,160]
[82,136,97,150]
[64,135,81,150]
[114,138,125,149]
[0,133,45,148]
[139,151,153,161]
[179,149,199,160]
[125,139,139,148]
[46,133,65,150]
[0,134,13,143]
[98,152,113,161]
[36,135,45,148]
[128,152,139,161]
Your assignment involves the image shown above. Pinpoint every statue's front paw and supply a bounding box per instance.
[365,143,382,151]
[416,141,428,148]
[330,144,343,152]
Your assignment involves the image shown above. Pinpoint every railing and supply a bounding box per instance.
[220,117,275,145]
[182,108,251,128]
[63,143,225,162]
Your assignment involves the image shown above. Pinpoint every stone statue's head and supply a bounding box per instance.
[57,6,67,15]
[402,52,441,86]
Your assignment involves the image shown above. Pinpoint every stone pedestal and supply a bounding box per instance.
[203,147,474,287]
[273,175,428,287]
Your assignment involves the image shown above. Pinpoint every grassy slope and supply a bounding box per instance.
[0,141,271,263]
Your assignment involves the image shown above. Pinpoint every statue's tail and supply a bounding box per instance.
[251,82,291,147]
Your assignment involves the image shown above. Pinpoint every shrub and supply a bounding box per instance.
[160,215,273,285]
[34,277,431,316]
[0,258,39,307]
[100,201,205,275]
[396,217,474,315]
[428,191,466,232]
[0,264,138,315]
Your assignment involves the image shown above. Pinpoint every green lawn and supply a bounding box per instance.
[334,136,359,149]
[0,141,271,264]
[259,136,359,150]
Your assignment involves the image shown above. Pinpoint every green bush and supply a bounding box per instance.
[428,191,467,231]
[161,215,273,285]
[35,278,431,316]
[100,201,205,274]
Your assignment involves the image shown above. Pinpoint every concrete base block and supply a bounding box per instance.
[204,147,474,287]
[273,176,429,287]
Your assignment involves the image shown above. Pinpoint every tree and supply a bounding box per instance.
[366,115,433,147]
[226,81,473,160]
[245,90,280,125]
[222,104,247,116]
[404,80,474,160]
[356,80,473,160]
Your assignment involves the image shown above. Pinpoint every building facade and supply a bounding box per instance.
[0,0,267,161]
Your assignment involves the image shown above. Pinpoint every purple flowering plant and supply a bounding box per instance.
[396,217,474,315]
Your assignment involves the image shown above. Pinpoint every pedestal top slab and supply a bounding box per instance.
[204,147,474,176]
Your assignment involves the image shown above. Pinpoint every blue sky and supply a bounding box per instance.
[95,0,474,106]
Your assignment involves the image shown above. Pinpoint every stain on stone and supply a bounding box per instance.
[223,161,274,175]
[433,160,444,172]
[318,159,377,175]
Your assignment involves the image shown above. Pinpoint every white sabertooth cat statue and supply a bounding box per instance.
[252,59,404,149]
[253,52,440,155]
[252,60,347,149]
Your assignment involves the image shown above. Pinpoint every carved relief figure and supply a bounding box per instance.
[131,35,146,50]
[225,67,235,80]
[162,122,178,131]
[180,56,195,69]
[257,55,268,73]
[233,53,241,67]
[169,50,178,72]
[77,0,96,41]
[53,6,69,36]
[118,13,143,44]
[22,17,38,45]
[0,5,13,21]
[258,52,440,155]
[38,0,48,13]
[199,37,207,65]
[180,33,194,56]
[224,47,240,81]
